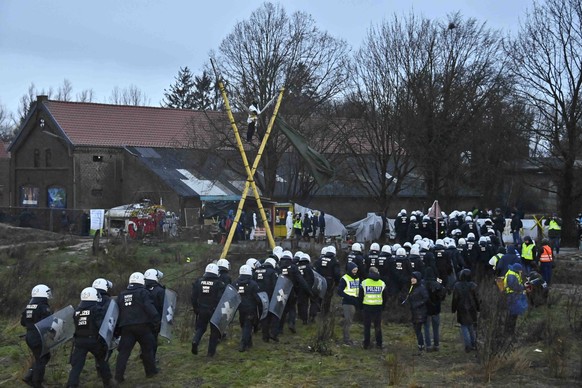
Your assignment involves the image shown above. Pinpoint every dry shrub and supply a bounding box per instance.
[384,352,406,386]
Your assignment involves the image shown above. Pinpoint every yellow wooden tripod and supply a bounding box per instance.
[211,61,284,259]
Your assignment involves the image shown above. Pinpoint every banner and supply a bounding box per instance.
[210,285,241,335]
[35,305,75,356]
[160,288,177,340]
[98,300,119,349]
[268,276,293,319]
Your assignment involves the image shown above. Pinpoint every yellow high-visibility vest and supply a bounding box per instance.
[362,278,385,305]
[521,243,535,261]
[341,274,359,297]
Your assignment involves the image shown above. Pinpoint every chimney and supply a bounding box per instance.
[37,95,48,103]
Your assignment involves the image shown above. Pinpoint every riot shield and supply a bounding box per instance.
[257,291,269,320]
[160,288,178,340]
[98,301,119,349]
[35,305,75,356]
[268,276,293,319]
[312,270,327,299]
[210,285,241,336]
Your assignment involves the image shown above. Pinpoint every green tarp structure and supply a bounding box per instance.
[275,116,335,187]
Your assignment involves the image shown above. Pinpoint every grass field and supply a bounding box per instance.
[0,238,581,387]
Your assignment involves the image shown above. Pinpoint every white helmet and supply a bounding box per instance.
[264,258,277,268]
[144,268,164,281]
[448,240,457,248]
[479,236,487,243]
[413,235,422,242]
[216,259,230,270]
[467,232,476,240]
[246,258,259,269]
[465,215,472,222]
[435,239,445,246]
[326,245,337,255]
[392,244,402,253]
[205,263,219,276]
[239,265,253,276]
[400,209,407,215]
[31,284,52,299]
[458,238,467,246]
[273,246,284,256]
[272,250,282,260]
[410,247,420,256]
[403,242,412,249]
[80,287,101,302]
[281,251,293,260]
[410,215,417,222]
[92,278,113,292]
[129,272,145,285]
[352,243,361,252]
[320,246,328,256]
[300,253,311,263]
[396,248,407,257]
[294,251,304,259]
[381,245,391,253]
[370,243,380,251]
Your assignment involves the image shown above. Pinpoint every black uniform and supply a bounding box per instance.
[145,279,165,359]
[296,260,316,324]
[394,213,409,244]
[254,262,278,342]
[67,300,113,388]
[346,250,366,279]
[234,274,261,351]
[365,249,380,273]
[114,283,160,382]
[191,272,226,356]
[20,297,51,388]
[388,254,412,296]
[273,257,312,338]
[313,251,341,315]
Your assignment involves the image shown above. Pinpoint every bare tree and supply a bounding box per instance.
[76,89,95,102]
[506,0,582,240]
[55,79,73,101]
[17,83,53,124]
[0,103,16,140]
[109,85,150,106]
[213,2,350,198]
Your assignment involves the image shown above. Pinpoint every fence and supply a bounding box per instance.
[0,207,90,235]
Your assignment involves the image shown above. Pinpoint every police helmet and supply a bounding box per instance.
[144,268,164,281]
[326,246,337,256]
[246,258,259,269]
[129,272,145,285]
[216,259,231,271]
[205,263,219,276]
[300,253,311,263]
[264,258,277,268]
[352,243,362,253]
[239,265,253,276]
[31,284,52,299]
[381,245,391,253]
[80,287,101,302]
[370,242,380,251]
[92,278,113,292]
[396,247,407,257]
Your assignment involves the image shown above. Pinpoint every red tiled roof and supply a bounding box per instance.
[43,100,229,148]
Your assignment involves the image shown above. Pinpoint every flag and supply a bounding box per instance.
[275,116,334,186]
[427,200,441,219]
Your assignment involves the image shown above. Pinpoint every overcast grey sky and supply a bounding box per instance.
[0,0,533,118]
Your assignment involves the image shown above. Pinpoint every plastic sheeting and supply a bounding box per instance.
[294,203,347,238]
[346,213,385,243]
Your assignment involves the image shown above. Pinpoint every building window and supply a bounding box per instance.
[20,186,39,207]
[93,155,103,162]
[34,149,40,167]
[47,187,66,208]
[45,149,52,167]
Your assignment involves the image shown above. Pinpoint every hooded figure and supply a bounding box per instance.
[495,245,520,277]
[423,267,446,351]
[452,269,480,352]
[406,271,429,353]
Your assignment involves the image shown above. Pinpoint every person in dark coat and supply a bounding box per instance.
[346,243,366,279]
[144,268,165,362]
[191,264,226,357]
[314,245,341,315]
[510,210,523,245]
[234,265,262,352]
[423,268,447,352]
[296,253,316,325]
[394,209,408,244]
[494,245,520,277]
[337,262,360,345]
[253,257,279,342]
[216,259,232,285]
[318,212,326,243]
[21,284,52,388]
[405,271,429,353]
[364,243,380,274]
[115,272,160,383]
[66,287,114,388]
[452,269,480,352]
[359,267,388,349]
[388,248,412,297]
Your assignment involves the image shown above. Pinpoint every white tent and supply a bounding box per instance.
[294,203,347,238]
[346,213,385,243]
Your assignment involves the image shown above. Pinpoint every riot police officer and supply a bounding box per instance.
[234,265,261,352]
[254,258,278,342]
[144,268,165,361]
[314,245,341,315]
[21,284,52,388]
[114,272,160,383]
[191,263,226,357]
[66,287,114,388]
